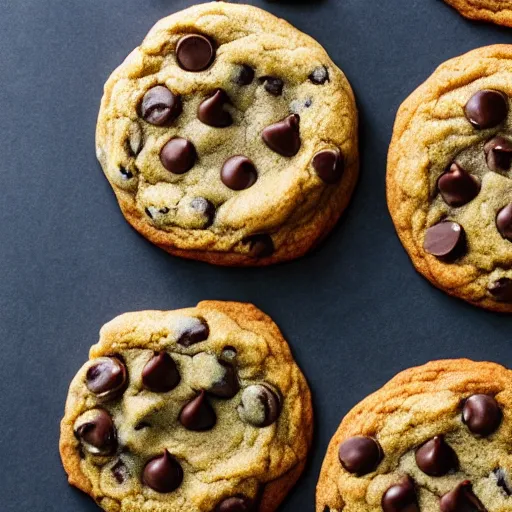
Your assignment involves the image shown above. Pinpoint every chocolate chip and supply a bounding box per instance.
[86,357,127,399]
[190,197,215,227]
[238,384,281,427]
[221,156,258,190]
[261,77,284,96]
[179,391,216,431]
[216,496,254,512]
[338,436,383,475]
[484,136,512,172]
[262,114,301,157]
[140,86,182,126]
[160,138,197,174]
[437,163,480,207]
[145,207,153,219]
[198,89,233,127]
[75,409,117,455]
[176,34,215,72]
[243,234,274,258]
[494,468,512,496]
[112,460,128,484]
[142,352,180,393]
[142,450,183,493]
[496,204,512,241]
[415,435,458,476]
[462,394,502,436]
[464,90,508,129]
[381,476,419,512]
[234,65,255,86]
[423,221,466,259]
[312,149,344,184]
[119,167,134,180]
[208,361,239,398]
[309,66,329,85]
[488,278,512,302]
[159,207,170,214]
[134,421,151,431]
[177,317,209,347]
[440,481,487,512]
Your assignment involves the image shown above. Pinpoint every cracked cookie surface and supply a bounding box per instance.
[96,1,358,266]
[59,301,313,511]
[387,45,512,312]
[316,359,512,512]
[443,0,512,27]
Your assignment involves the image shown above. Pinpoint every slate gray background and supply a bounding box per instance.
[1,0,512,510]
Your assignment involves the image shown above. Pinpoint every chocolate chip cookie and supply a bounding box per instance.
[443,0,512,27]
[316,359,512,512]
[387,45,512,312]
[96,2,358,266]
[59,301,313,511]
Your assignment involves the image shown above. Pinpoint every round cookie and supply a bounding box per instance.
[60,301,312,512]
[316,359,512,512]
[443,0,512,27]
[96,2,358,266]
[387,45,512,312]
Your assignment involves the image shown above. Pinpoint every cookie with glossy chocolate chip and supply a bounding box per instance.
[96,2,358,266]
[443,0,512,27]
[317,359,512,512]
[60,301,313,512]
[387,45,512,312]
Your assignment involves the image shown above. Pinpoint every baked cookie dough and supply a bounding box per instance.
[317,359,512,511]
[96,2,358,266]
[387,45,512,312]
[443,0,512,27]
[60,301,313,511]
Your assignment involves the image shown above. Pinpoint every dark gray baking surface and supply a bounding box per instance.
[2,0,512,509]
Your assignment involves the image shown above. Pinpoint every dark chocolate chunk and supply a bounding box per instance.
[208,361,239,398]
[488,278,512,302]
[221,156,258,190]
[142,450,183,493]
[423,221,466,259]
[496,203,512,241]
[238,384,281,427]
[440,481,487,512]
[140,86,182,126]
[462,394,502,436]
[312,149,344,184]
[177,317,209,347]
[119,167,134,180]
[464,90,508,129]
[484,136,512,172]
[198,89,233,127]
[338,436,383,475]
[142,352,180,393]
[437,163,480,207]
[86,357,127,399]
[216,496,254,512]
[176,34,215,72]
[494,468,512,496]
[415,436,458,476]
[309,66,329,85]
[261,77,284,96]
[160,138,197,174]
[243,234,274,258]
[179,391,217,431]
[75,409,117,455]
[381,476,419,512]
[262,114,301,157]
[112,460,128,484]
[190,197,216,227]
[234,65,255,86]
